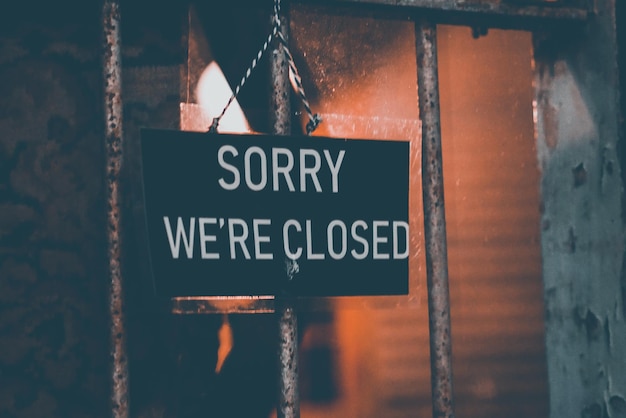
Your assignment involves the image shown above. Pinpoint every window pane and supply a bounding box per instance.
[289,6,547,418]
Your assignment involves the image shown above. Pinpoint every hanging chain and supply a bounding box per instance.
[209,0,321,135]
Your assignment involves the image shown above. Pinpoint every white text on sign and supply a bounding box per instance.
[217,145,346,193]
[163,217,409,261]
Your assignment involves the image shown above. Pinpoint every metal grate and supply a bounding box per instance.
[101,1,591,417]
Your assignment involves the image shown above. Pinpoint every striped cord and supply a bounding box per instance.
[273,0,321,135]
[209,30,275,133]
[209,0,321,135]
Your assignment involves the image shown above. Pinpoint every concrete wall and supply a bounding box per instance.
[533,0,626,416]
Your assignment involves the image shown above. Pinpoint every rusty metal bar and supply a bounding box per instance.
[270,3,300,417]
[296,0,590,21]
[276,300,300,418]
[103,2,129,418]
[171,296,275,314]
[416,20,455,418]
[270,11,292,136]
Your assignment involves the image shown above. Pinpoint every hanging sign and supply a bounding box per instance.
[140,129,409,298]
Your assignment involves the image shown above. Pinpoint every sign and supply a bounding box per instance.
[140,129,409,297]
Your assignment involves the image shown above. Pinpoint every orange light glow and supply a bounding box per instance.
[215,314,233,374]
[196,62,252,134]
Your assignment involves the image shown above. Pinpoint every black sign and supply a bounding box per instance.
[140,129,409,297]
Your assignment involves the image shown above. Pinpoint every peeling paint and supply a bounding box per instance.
[566,227,578,253]
[609,395,626,417]
[622,253,626,320]
[604,317,612,355]
[540,90,560,150]
[573,307,601,342]
[573,162,588,187]
[581,402,603,418]
[535,5,626,412]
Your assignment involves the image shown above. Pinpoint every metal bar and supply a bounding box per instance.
[270,3,300,417]
[295,0,590,21]
[103,2,129,418]
[171,296,276,314]
[416,20,455,418]
[277,300,300,418]
[270,11,292,136]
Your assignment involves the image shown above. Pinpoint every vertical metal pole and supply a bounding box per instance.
[270,11,292,137]
[276,300,299,418]
[270,4,300,418]
[416,20,455,418]
[103,2,129,418]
